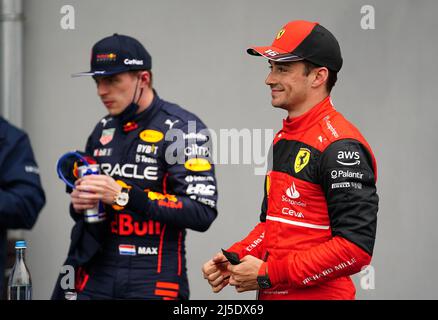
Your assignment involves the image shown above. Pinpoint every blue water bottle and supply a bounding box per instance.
[7,240,32,300]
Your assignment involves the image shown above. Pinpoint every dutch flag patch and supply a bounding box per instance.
[119,244,136,256]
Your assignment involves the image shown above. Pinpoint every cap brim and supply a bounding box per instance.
[71,70,120,77]
[247,46,304,62]
[71,66,131,78]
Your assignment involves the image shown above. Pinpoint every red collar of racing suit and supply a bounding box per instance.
[281,96,335,134]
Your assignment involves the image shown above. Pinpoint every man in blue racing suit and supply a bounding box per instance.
[0,117,45,298]
[51,34,217,300]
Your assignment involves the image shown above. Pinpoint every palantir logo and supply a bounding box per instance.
[286,182,300,199]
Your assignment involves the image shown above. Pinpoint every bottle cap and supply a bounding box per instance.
[15,240,27,249]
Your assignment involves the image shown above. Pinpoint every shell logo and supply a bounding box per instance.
[139,130,164,143]
[184,158,212,172]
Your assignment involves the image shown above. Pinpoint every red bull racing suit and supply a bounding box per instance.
[52,92,217,300]
[228,96,378,300]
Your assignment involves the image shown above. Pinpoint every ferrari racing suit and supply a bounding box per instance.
[228,96,378,300]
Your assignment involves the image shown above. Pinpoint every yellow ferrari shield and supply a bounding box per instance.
[294,148,311,173]
[276,28,285,40]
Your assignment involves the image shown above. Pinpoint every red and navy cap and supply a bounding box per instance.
[73,33,152,77]
[247,20,343,72]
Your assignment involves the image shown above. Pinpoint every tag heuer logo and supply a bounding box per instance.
[100,128,115,145]
[294,148,311,173]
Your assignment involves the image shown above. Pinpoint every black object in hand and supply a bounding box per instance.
[221,249,241,265]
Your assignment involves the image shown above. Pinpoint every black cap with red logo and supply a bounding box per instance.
[247,20,343,72]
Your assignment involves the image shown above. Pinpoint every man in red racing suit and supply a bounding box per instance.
[202,20,378,300]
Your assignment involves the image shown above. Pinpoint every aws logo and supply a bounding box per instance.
[336,151,361,166]
[294,148,311,173]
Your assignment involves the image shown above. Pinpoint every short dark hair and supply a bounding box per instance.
[130,70,153,88]
[302,60,338,93]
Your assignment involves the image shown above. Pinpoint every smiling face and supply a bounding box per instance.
[265,60,313,112]
[93,72,141,116]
